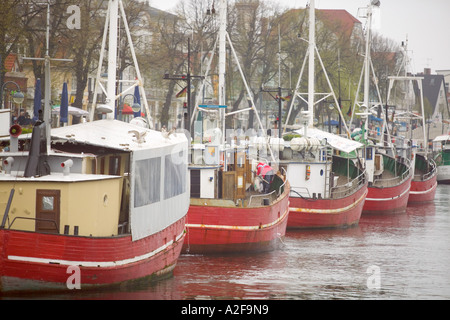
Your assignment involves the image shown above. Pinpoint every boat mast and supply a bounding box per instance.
[307,0,315,128]
[218,0,227,145]
[91,0,152,126]
[106,0,119,120]
[387,37,428,158]
[362,1,375,142]
[284,0,350,136]
[22,1,72,154]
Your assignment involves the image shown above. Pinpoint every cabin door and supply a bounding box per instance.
[190,169,201,198]
[36,190,61,234]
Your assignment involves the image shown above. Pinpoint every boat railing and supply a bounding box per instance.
[6,216,59,234]
[248,190,277,207]
[289,187,311,199]
[421,158,437,181]
[118,221,128,235]
[330,170,367,199]
[372,157,412,187]
[276,177,288,197]
[247,170,288,207]
[276,167,288,197]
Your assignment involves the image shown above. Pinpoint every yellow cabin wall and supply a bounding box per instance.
[0,177,122,237]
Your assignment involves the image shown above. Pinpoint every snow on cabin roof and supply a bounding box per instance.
[51,119,186,151]
[294,128,364,153]
[433,135,450,142]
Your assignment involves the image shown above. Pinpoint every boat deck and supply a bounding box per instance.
[190,180,286,208]
[372,170,403,187]
[331,174,366,199]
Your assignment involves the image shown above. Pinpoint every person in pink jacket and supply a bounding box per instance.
[256,162,274,193]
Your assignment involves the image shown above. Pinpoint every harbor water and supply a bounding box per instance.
[7,185,450,300]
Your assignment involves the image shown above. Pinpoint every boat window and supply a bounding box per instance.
[134,157,161,207]
[42,196,54,211]
[164,151,186,199]
[109,156,121,176]
[237,154,245,168]
[100,157,105,174]
[91,158,97,174]
[366,147,373,160]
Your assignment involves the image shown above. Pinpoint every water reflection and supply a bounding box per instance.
[4,186,450,300]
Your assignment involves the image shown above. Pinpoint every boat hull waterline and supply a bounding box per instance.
[363,176,412,215]
[0,218,185,293]
[183,185,290,254]
[409,176,437,203]
[287,182,368,229]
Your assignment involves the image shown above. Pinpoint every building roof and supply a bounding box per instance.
[289,8,361,39]
[317,9,362,38]
[421,74,447,111]
[4,54,19,72]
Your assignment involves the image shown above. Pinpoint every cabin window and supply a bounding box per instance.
[164,151,186,199]
[366,147,373,160]
[109,156,121,176]
[134,157,161,207]
[91,158,97,174]
[100,157,105,174]
[42,196,54,211]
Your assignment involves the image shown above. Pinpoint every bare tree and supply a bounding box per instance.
[0,0,47,102]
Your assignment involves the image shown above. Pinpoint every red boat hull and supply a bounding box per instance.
[363,176,412,214]
[0,217,185,293]
[408,175,437,203]
[183,186,290,254]
[287,182,368,229]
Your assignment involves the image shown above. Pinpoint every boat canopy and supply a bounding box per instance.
[433,135,450,143]
[294,128,364,153]
[51,119,185,151]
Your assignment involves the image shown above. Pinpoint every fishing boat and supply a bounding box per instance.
[281,0,368,229]
[362,149,413,214]
[349,1,413,215]
[433,134,450,184]
[0,0,189,293]
[409,153,437,202]
[185,144,289,254]
[281,130,367,229]
[179,0,290,254]
[383,36,437,204]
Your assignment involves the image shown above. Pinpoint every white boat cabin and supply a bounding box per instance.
[281,128,365,200]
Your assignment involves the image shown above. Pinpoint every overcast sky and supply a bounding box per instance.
[148,0,450,74]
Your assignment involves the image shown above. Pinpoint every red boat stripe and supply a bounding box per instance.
[410,182,437,195]
[289,189,367,215]
[7,231,185,268]
[186,208,289,231]
[366,185,410,201]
